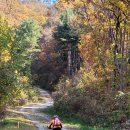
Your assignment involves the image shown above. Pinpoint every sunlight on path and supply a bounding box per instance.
[16,89,68,130]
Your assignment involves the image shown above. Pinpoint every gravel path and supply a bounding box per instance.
[17,89,68,130]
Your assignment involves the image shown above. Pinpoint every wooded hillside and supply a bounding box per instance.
[0,0,130,129]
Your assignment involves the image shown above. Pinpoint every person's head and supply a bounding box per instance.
[53,115,58,119]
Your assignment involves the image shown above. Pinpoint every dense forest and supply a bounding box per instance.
[0,0,130,130]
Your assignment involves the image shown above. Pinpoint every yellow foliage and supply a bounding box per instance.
[116,1,127,12]
[19,76,29,84]
[14,70,18,74]
[73,0,84,7]
[76,69,96,88]
[34,16,47,24]
[19,90,28,99]
[0,49,11,63]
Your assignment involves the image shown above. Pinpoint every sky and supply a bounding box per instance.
[42,0,57,5]
[20,0,57,6]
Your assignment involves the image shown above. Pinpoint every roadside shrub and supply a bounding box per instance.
[53,72,130,126]
[54,86,116,124]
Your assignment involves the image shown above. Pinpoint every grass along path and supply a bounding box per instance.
[3,88,68,130]
[42,107,111,130]
[0,88,111,130]
[0,113,36,130]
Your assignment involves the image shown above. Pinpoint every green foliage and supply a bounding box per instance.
[54,10,78,44]
[13,19,41,74]
[11,19,41,105]
[0,18,41,118]
[54,10,79,60]
[0,17,15,119]
[53,10,79,77]
[53,71,130,127]
[60,10,73,26]
[42,107,110,130]
[15,19,41,47]
[0,17,12,49]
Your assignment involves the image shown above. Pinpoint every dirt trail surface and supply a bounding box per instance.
[14,89,68,130]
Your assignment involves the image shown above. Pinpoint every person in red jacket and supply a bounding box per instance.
[48,115,62,130]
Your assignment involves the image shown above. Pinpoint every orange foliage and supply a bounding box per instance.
[0,0,47,26]
[79,33,95,68]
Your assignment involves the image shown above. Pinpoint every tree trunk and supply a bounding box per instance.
[119,28,124,91]
[67,44,72,76]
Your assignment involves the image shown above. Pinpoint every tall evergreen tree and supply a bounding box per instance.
[54,10,80,76]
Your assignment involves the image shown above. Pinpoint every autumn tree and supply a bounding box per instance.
[0,0,47,25]
[0,17,15,118]
[58,0,130,92]
[0,18,41,118]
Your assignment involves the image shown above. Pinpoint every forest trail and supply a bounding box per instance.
[14,89,68,130]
